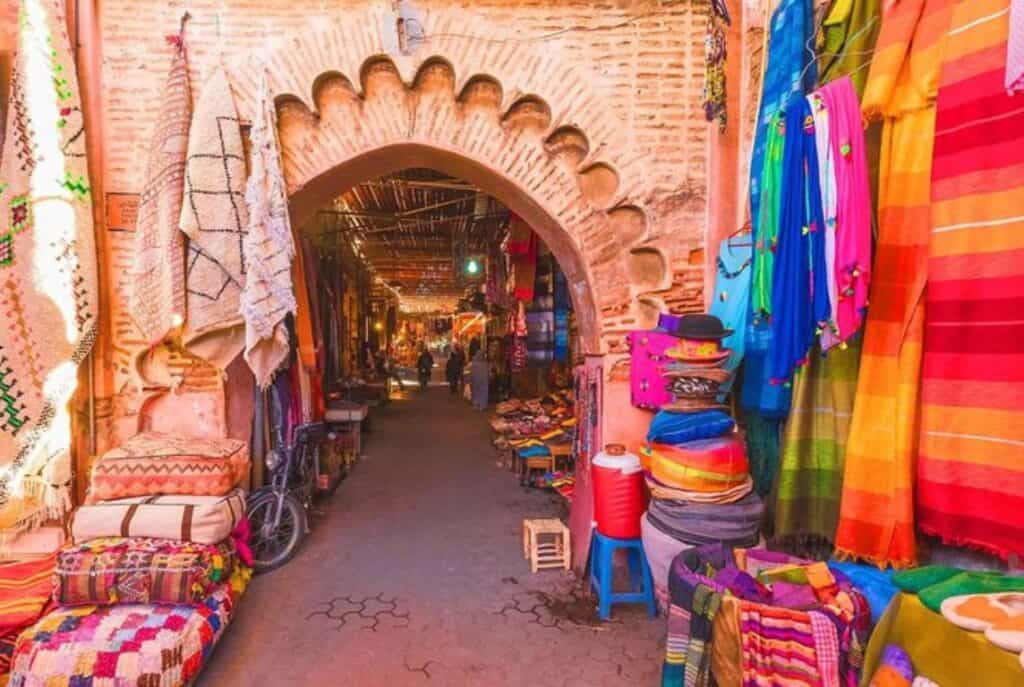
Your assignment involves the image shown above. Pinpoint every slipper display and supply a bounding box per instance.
[941,593,1024,633]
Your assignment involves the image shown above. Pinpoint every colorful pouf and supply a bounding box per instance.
[10,583,239,687]
[54,537,236,607]
[643,435,748,493]
[647,491,763,548]
[646,410,735,445]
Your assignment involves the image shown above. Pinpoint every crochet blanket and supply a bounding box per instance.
[180,65,248,369]
[0,0,98,535]
[240,71,295,388]
[10,582,238,687]
[128,35,191,348]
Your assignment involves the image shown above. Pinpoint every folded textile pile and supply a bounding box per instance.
[639,315,763,587]
[8,434,253,687]
[489,390,576,490]
[661,544,870,687]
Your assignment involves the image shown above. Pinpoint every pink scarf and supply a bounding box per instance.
[819,77,872,344]
[1007,0,1024,93]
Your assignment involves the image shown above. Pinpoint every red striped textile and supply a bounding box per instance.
[918,0,1024,560]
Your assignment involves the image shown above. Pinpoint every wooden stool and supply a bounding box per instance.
[548,443,573,471]
[522,518,571,572]
[521,455,554,487]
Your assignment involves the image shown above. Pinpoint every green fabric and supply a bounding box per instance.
[890,565,962,594]
[774,339,861,546]
[751,112,785,319]
[817,0,882,96]
[861,593,1022,687]
[918,571,1024,614]
[743,410,782,499]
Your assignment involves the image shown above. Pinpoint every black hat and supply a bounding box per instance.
[673,313,732,341]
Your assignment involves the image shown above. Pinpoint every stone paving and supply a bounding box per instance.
[198,388,664,686]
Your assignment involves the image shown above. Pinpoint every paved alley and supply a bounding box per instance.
[198,389,664,687]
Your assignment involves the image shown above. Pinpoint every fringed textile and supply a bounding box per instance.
[835,0,956,568]
[128,34,191,347]
[0,0,99,536]
[917,0,1024,561]
[241,70,296,389]
[180,65,248,369]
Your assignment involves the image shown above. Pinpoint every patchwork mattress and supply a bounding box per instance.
[9,584,237,687]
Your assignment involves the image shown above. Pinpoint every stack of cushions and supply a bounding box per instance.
[8,432,252,687]
[640,315,764,612]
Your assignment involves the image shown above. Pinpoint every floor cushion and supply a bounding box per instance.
[87,432,249,503]
[9,583,238,687]
[71,490,246,545]
[55,537,235,607]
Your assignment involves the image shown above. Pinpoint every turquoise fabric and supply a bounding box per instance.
[709,237,752,395]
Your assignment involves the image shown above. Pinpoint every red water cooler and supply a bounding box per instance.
[591,443,647,539]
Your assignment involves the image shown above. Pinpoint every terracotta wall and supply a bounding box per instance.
[48,1,765,456]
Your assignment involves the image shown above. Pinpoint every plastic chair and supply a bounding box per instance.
[587,530,657,620]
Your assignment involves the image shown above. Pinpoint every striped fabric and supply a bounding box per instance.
[774,338,861,548]
[0,557,52,634]
[917,0,1024,561]
[835,0,956,568]
[740,602,822,686]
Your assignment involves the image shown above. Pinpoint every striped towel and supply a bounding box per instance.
[835,0,956,568]
[918,0,1024,561]
[0,556,53,634]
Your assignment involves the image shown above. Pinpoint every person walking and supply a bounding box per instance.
[416,346,433,390]
[445,350,463,394]
[470,349,489,410]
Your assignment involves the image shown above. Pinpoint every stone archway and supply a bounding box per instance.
[225,4,674,356]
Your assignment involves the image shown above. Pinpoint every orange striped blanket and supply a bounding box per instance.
[917,0,1024,560]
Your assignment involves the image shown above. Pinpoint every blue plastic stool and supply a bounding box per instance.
[587,530,657,620]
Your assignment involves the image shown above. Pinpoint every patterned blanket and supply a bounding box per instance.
[54,537,235,607]
[180,65,248,369]
[9,582,238,687]
[0,0,99,536]
[0,557,52,635]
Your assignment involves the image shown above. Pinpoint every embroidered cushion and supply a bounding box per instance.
[54,536,235,607]
[71,489,246,545]
[87,432,249,503]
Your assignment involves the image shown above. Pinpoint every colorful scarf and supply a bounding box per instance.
[752,113,785,319]
[835,0,956,568]
[0,556,53,634]
[241,70,296,389]
[180,65,248,369]
[774,337,861,549]
[0,0,99,535]
[808,90,840,350]
[818,0,883,96]
[709,237,752,392]
[917,0,1024,562]
[749,0,816,241]
[128,35,191,348]
[663,546,731,687]
[819,77,872,346]
[769,96,829,385]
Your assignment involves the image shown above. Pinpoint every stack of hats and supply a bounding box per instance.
[639,314,764,602]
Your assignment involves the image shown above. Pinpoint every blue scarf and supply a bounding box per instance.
[770,97,829,385]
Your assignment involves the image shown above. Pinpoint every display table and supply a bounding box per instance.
[861,592,1023,686]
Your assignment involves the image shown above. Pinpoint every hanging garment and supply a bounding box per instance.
[292,238,317,371]
[769,96,829,385]
[553,268,570,363]
[709,237,752,390]
[241,70,297,389]
[820,77,873,346]
[752,112,786,320]
[627,330,678,410]
[749,0,816,241]
[835,0,956,568]
[1006,0,1024,93]
[180,65,248,369]
[743,411,784,498]
[129,35,191,348]
[808,91,840,350]
[510,229,538,303]
[818,0,884,95]
[0,0,99,536]
[774,337,862,548]
[702,0,731,131]
[917,0,1024,561]
[740,324,792,418]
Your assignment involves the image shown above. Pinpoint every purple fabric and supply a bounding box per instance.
[656,313,683,332]
[878,644,914,682]
[627,330,678,409]
[771,581,819,609]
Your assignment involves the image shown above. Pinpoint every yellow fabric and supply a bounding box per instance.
[861,593,1021,686]
[292,238,317,371]
[710,595,742,687]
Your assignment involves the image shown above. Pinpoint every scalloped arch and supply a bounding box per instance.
[226,5,657,353]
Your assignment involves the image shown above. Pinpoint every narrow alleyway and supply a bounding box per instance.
[199,390,664,687]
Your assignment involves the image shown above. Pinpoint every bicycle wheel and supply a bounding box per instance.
[247,491,307,573]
